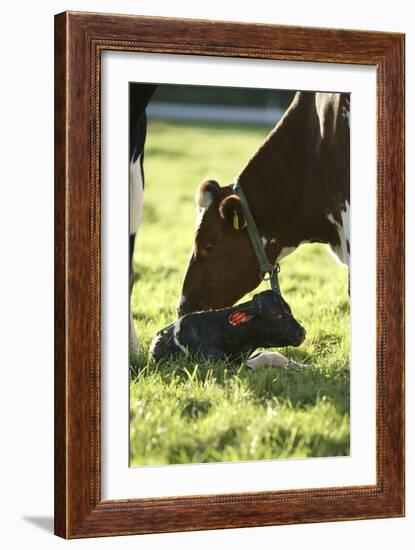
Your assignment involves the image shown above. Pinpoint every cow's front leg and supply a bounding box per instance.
[129,232,140,355]
[129,154,144,356]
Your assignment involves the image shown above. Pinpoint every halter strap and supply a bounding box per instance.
[232,180,281,295]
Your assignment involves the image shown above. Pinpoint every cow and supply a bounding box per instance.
[178,91,350,316]
[129,83,156,353]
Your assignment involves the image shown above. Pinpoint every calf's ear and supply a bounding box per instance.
[229,310,256,326]
[196,179,220,210]
[219,195,246,230]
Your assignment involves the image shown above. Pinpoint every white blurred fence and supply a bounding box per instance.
[147,102,284,126]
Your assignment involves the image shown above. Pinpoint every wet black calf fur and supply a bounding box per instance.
[150,290,306,363]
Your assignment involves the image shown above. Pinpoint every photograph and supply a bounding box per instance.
[128,83,351,467]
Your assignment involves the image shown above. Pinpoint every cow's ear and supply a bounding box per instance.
[219,195,246,230]
[196,179,220,210]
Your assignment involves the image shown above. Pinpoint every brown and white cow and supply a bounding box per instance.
[178,91,350,316]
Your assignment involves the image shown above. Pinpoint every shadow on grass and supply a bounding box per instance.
[242,362,350,415]
[130,346,350,417]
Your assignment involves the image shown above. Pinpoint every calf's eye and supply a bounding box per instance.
[203,244,214,253]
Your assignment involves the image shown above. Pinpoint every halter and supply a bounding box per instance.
[232,180,281,295]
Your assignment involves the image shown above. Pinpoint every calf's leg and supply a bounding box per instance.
[246,351,308,370]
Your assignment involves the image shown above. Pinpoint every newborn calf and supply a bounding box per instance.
[149,290,306,363]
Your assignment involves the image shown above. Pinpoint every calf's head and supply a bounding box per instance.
[179,179,282,316]
[235,290,306,348]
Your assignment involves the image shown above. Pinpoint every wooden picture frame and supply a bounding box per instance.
[54,11,405,538]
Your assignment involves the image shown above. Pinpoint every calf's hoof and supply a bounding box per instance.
[246,351,310,371]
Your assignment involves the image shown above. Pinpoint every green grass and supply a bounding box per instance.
[130,119,350,467]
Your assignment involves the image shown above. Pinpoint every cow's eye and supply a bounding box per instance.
[203,244,214,253]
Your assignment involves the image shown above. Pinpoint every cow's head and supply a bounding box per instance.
[178,179,281,315]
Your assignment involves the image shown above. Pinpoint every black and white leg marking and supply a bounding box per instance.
[327,201,350,268]
[129,154,144,354]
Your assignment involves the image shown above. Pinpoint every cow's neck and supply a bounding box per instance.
[236,92,339,263]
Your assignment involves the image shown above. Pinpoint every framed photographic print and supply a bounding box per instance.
[54,11,405,538]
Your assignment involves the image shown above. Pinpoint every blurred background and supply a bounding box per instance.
[148,84,294,125]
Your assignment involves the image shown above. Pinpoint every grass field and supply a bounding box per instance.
[130,119,350,467]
